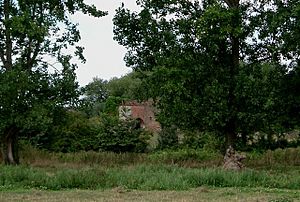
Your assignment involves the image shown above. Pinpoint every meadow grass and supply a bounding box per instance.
[1,145,300,192]
[245,147,300,168]
[1,163,300,191]
[19,145,300,169]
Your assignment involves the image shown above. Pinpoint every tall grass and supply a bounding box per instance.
[20,144,300,169]
[107,164,300,190]
[245,147,300,168]
[1,164,300,191]
[19,145,223,168]
[19,144,149,168]
[2,144,299,191]
[148,149,223,167]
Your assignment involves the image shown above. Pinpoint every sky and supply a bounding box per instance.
[71,1,140,86]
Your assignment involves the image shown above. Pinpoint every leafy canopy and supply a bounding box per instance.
[113,0,300,147]
[0,0,106,164]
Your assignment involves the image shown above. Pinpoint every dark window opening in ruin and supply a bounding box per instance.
[134,118,145,129]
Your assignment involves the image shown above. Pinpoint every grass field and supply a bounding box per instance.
[0,187,299,202]
[1,146,300,201]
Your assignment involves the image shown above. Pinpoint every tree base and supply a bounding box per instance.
[223,146,245,170]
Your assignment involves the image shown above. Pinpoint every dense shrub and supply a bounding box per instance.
[33,111,149,153]
[181,131,224,151]
[157,127,224,151]
[34,110,97,152]
[157,126,179,149]
[96,115,150,153]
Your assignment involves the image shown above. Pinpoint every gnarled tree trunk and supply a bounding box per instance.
[1,127,19,165]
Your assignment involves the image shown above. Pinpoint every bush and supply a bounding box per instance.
[181,131,224,151]
[96,115,150,153]
[37,110,98,152]
[157,126,179,149]
[157,127,224,151]
[33,110,150,153]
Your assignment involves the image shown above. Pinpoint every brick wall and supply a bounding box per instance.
[119,100,161,133]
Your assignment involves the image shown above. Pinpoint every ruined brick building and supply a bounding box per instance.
[119,100,161,133]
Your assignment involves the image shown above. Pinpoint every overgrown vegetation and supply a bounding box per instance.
[1,147,300,191]
[113,0,300,150]
[0,5,299,202]
[0,0,299,164]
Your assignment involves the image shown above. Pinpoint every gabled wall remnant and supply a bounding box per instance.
[119,100,161,133]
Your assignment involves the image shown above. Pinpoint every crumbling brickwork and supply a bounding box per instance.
[119,100,161,133]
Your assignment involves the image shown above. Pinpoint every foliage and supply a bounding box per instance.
[157,126,179,150]
[113,0,300,149]
[181,131,224,152]
[279,66,300,129]
[106,72,143,100]
[37,110,98,152]
[80,77,108,116]
[79,72,143,117]
[32,111,150,153]
[96,115,150,153]
[81,77,109,103]
[0,0,106,164]
[157,127,224,151]
[102,96,123,115]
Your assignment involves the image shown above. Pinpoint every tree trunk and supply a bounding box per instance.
[1,127,19,165]
[225,123,236,148]
[224,0,240,150]
[225,35,239,149]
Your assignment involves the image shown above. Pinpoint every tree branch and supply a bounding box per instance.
[4,0,12,70]
[0,48,6,66]
[224,0,239,8]
[25,3,43,70]
[26,41,41,70]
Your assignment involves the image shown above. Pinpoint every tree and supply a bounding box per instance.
[82,77,109,104]
[79,72,143,117]
[106,72,142,99]
[113,0,299,150]
[0,0,106,164]
[79,77,108,117]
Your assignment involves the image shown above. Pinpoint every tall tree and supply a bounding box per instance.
[106,72,142,99]
[113,0,299,150]
[0,0,106,164]
[80,77,108,117]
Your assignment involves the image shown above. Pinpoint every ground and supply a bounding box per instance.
[1,187,299,202]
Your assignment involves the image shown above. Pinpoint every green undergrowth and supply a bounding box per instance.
[19,145,223,168]
[19,145,300,169]
[2,146,300,191]
[245,147,300,168]
[0,164,300,191]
